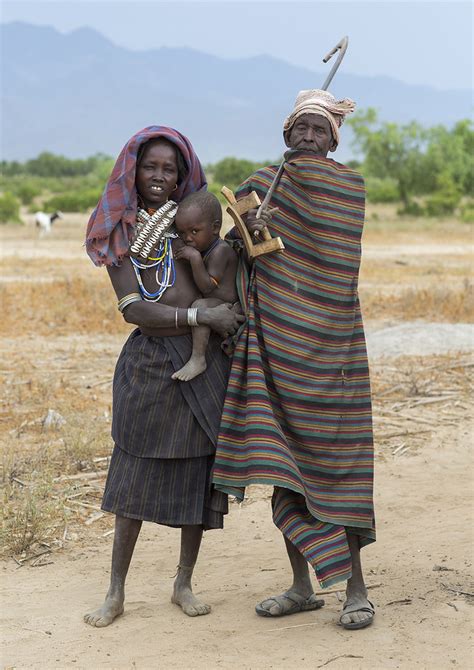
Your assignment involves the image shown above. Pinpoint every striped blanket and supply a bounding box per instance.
[213,151,375,588]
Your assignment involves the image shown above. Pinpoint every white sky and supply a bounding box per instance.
[2,0,473,90]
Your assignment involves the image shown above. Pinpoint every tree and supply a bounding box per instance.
[0,192,21,224]
[423,120,474,197]
[348,109,427,210]
[212,157,260,189]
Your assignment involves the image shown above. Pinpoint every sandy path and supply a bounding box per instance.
[2,408,473,670]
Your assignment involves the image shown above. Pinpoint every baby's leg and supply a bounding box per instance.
[172,298,223,382]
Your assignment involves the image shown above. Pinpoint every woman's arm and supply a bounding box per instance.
[107,258,179,329]
[107,257,244,336]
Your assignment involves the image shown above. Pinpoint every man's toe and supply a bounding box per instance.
[340,598,375,629]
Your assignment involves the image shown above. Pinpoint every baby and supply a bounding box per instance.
[172,191,238,381]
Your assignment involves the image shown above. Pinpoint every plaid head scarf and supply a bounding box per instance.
[85,126,207,266]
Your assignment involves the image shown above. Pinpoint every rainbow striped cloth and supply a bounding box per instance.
[213,151,375,588]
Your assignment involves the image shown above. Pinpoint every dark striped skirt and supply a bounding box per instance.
[103,329,230,529]
[102,445,228,529]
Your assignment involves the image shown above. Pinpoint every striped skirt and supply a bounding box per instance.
[102,446,228,529]
[103,329,230,529]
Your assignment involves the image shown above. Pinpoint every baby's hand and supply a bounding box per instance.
[174,244,201,263]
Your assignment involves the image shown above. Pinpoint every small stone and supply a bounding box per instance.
[42,409,66,430]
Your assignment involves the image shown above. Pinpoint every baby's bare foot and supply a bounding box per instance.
[84,596,124,627]
[171,357,207,382]
[171,585,211,617]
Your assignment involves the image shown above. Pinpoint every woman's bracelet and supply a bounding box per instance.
[187,307,199,326]
[117,293,142,312]
[174,308,199,327]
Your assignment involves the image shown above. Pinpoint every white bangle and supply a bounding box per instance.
[187,307,199,326]
[175,307,179,329]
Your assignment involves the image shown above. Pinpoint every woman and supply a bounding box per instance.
[83,126,243,627]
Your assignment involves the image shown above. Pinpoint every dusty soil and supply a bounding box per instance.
[1,212,473,669]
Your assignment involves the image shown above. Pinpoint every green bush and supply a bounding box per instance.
[397,200,423,217]
[207,182,227,205]
[43,188,102,213]
[424,173,462,217]
[0,192,21,224]
[212,157,259,189]
[365,177,399,203]
[13,182,41,205]
[459,202,474,223]
[424,192,461,217]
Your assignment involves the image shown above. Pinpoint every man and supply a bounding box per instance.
[213,90,375,629]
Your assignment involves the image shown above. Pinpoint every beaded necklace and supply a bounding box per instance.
[130,201,178,302]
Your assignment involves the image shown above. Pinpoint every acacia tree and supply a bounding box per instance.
[348,109,427,210]
[423,120,474,196]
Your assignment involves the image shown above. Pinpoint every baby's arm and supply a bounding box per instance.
[203,244,236,295]
[174,242,230,297]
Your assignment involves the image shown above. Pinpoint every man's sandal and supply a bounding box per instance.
[255,591,325,617]
[339,600,375,630]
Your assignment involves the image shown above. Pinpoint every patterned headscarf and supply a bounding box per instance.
[283,89,355,149]
[86,126,207,266]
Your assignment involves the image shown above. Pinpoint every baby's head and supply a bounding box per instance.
[175,191,222,252]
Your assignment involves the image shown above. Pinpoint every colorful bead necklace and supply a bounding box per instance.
[130,202,178,302]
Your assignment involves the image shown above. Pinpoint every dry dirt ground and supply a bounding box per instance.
[1,209,473,669]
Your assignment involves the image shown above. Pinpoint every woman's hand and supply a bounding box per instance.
[199,303,246,338]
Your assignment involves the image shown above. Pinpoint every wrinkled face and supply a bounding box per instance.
[135,140,178,209]
[285,113,336,156]
[175,204,220,252]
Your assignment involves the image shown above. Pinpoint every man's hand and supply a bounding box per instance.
[245,207,278,238]
[199,303,246,338]
[174,244,201,263]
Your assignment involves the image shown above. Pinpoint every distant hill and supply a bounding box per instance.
[1,21,472,163]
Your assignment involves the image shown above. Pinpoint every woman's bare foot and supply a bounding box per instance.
[171,583,211,617]
[171,356,207,382]
[84,595,124,627]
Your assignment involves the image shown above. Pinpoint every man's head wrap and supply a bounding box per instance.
[283,89,356,150]
[86,126,207,266]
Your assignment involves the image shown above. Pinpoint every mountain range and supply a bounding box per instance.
[1,21,472,163]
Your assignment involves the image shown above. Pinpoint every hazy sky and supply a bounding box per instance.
[2,0,473,90]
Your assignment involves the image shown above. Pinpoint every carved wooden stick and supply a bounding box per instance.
[221,186,284,259]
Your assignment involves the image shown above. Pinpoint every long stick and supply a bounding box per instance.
[256,36,349,218]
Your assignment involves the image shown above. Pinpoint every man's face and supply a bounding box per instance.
[135,140,178,209]
[286,113,336,156]
[175,204,219,252]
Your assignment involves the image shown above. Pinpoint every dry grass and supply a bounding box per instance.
[2,271,471,340]
[0,274,128,336]
[1,413,113,557]
[0,213,472,558]
[361,279,474,323]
